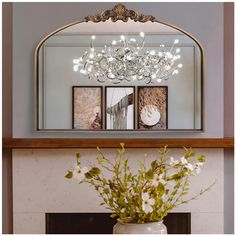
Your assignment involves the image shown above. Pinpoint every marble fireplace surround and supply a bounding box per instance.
[13,148,224,234]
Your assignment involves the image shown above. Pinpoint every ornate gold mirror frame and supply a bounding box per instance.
[34,4,204,132]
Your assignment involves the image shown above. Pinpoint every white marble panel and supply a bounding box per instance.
[191,212,224,234]
[12,148,224,233]
[13,212,45,234]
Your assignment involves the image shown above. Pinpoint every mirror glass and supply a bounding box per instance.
[36,14,203,132]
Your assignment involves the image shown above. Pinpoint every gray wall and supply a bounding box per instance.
[2,3,13,234]
[12,2,224,138]
[223,3,234,234]
[3,2,233,234]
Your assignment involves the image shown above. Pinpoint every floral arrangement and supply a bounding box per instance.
[65,144,215,224]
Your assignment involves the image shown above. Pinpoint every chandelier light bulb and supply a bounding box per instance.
[89,53,95,59]
[151,74,157,79]
[150,50,156,55]
[176,48,180,53]
[74,34,183,84]
[166,52,173,59]
[80,69,86,74]
[165,65,171,70]
[174,39,179,44]
[120,35,125,41]
[73,59,79,64]
[112,40,117,45]
[173,69,179,75]
[73,65,79,72]
[140,32,145,38]
[173,55,181,60]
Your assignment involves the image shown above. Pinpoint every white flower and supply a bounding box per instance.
[120,208,125,213]
[196,162,204,167]
[185,163,194,171]
[159,178,166,185]
[142,192,155,214]
[195,166,201,174]
[151,174,158,186]
[151,174,166,186]
[170,157,179,165]
[180,156,188,165]
[73,166,88,182]
[195,162,204,174]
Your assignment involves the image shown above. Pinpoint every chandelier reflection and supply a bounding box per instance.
[73,32,183,84]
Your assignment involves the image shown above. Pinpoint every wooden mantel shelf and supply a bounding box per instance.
[2,137,234,149]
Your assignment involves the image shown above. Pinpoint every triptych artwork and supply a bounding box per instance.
[72,86,168,131]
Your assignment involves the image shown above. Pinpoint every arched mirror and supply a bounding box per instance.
[35,4,204,132]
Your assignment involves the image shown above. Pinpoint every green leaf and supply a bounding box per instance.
[97,156,105,165]
[184,148,195,158]
[157,183,164,191]
[104,188,109,194]
[90,167,101,175]
[110,213,117,218]
[146,169,154,180]
[151,160,158,170]
[76,153,80,164]
[65,171,73,179]
[174,182,181,189]
[197,155,206,163]
[85,172,93,179]
[167,173,181,181]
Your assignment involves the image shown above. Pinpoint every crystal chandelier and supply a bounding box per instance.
[73,32,183,84]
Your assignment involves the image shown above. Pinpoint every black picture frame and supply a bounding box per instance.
[137,86,168,130]
[105,86,135,130]
[72,86,103,130]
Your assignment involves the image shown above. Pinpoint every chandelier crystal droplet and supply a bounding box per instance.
[73,32,183,84]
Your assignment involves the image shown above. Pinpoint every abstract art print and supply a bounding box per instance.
[106,87,135,130]
[138,86,168,130]
[73,86,102,129]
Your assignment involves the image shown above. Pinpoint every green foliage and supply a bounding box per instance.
[197,155,206,163]
[66,144,215,224]
[65,171,73,179]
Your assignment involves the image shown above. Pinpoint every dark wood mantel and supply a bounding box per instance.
[2,137,234,149]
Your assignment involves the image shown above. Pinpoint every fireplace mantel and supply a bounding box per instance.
[3,137,234,149]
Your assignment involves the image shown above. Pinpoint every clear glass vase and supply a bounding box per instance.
[113,220,167,234]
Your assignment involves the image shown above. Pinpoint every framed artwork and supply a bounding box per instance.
[105,86,135,130]
[72,86,102,129]
[138,86,168,130]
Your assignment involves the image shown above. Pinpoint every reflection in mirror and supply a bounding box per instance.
[106,87,135,130]
[36,4,203,132]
